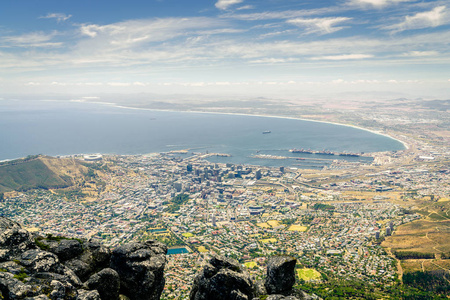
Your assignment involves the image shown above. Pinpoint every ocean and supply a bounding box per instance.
[0,100,404,168]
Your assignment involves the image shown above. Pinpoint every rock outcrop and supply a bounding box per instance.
[191,255,321,300]
[265,256,297,294]
[190,255,254,300]
[0,217,167,300]
[1,216,320,300]
[110,241,167,300]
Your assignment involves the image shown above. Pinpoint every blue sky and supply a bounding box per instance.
[1,0,449,100]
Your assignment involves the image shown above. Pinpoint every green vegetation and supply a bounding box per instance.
[56,189,86,201]
[0,157,71,192]
[312,203,335,211]
[403,271,450,296]
[299,278,450,300]
[394,251,435,260]
[166,193,189,213]
[13,268,28,282]
[34,239,50,251]
[296,268,321,281]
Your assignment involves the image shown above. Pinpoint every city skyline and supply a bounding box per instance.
[1,0,449,100]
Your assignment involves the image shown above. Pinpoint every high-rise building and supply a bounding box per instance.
[386,227,391,236]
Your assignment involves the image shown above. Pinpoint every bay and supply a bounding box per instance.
[0,100,404,168]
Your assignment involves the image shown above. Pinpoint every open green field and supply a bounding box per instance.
[297,268,321,281]
[260,238,277,244]
[288,225,308,232]
[244,261,257,269]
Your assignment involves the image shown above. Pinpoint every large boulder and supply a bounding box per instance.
[264,256,297,295]
[110,240,167,300]
[190,255,254,300]
[0,217,35,261]
[84,268,120,300]
[65,239,111,282]
[42,239,84,262]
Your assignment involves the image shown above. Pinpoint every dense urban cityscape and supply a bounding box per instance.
[1,125,448,299]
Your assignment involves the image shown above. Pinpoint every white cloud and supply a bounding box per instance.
[236,5,254,11]
[40,13,72,22]
[401,51,438,57]
[107,82,131,87]
[223,7,340,21]
[78,18,226,45]
[0,32,61,48]
[216,0,244,10]
[249,58,297,64]
[386,6,449,32]
[287,17,351,34]
[348,0,413,9]
[311,54,374,60]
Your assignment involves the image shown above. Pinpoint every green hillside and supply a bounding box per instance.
[0,156,72,192]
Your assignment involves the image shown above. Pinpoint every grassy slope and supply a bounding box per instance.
[382,200,450,273]
[0,156,81,192]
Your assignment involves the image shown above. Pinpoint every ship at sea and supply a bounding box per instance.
[262,131,271,134]
[315,150,335,156]
[289,149,313,154]
[290,148,361,157]
[339,152,360,157]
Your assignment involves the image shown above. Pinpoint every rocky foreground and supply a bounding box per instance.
[0,217,318,299]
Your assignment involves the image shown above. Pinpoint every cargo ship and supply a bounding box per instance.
[338,152,360,157]
[290,148,360,157]
[289,149,313,154]
[315,150,335,156]
[262,131,271,134]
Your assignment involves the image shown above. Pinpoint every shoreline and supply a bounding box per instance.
[0,99,409,162]
[2,98,408,150]
[107,103,409,151]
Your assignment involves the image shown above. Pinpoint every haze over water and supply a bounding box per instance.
[0,100,404,168]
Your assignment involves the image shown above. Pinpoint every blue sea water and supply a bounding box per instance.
[0,100,404,168]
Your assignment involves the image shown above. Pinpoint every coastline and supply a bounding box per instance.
[108,103,409,151]
[2,98,408,150]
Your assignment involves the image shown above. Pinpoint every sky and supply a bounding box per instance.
[1,0,449,100]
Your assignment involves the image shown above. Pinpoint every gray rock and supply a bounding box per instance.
[267,295,300,300]
[79,240,111,271]
[51,240,83,262]
[110,241,167,300]
[84,268,120,300]
[49,280,66,300]
[64,259,91,282]
[20,249,82,288]
[0,271,33,299]
[25,295,50,300]
[65,240,112,282]
[265,256,297,294]
[76,289,101,300]
[20,250,64,274]
[190,255,254,300]
[0,217,35,261]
